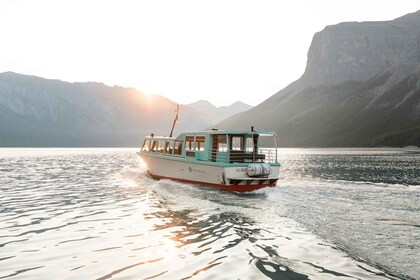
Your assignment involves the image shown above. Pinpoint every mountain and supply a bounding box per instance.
[0,72,250,147]
[217,10,420,147]
[187,100,252,126]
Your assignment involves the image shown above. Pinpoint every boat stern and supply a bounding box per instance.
[222,163,280,192]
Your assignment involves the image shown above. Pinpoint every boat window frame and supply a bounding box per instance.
[217,134,228,152]
[231,135,244,151]
[174,140,183,156]
[196,135,206,151]
[142,139,151,152]
[185,135,195,151]
[165,140,174,155]
[150,140,157,152]
[157,140,165,153]
[245,137,253,152]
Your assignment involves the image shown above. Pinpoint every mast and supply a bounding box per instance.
[169,104,179,137]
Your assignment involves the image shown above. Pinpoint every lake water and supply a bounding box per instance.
[0,148,419,279]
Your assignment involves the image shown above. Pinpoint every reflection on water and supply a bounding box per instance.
[278,148,420,185]
[155,209,311,280]
[0,148,418,279]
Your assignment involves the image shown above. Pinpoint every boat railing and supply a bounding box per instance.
[258,148,278,163]
[208,148,278,164]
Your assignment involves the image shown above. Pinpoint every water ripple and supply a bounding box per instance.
[96,258,164,280]
[0,148,417,279]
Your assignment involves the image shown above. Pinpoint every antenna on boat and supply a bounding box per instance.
[169,104,179,137]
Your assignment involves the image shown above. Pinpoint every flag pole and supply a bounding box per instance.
[169,105,179,137]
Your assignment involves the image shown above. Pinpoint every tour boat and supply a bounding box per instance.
[137,107,280,192]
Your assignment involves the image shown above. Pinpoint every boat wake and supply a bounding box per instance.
[121,164,417,279]
[2,149,416,280]
[118,152,419,280]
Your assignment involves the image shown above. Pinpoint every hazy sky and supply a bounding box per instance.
[0,1,419,106]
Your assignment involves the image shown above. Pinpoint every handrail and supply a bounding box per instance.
[207,148,278,163]
[142,144,278,164]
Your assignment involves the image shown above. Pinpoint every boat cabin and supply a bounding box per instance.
[140,130,278,164]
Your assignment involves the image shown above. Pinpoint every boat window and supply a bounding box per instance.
[217,135,227,152]
[157,140,165,153]
[246,137,253,152]
[165,141,173,155]
[196,135,205,151]
[174,141,183,156]
[142,139,150,152]
[150,140,157,152]
[185,135,195,150]
[231,136,243,151]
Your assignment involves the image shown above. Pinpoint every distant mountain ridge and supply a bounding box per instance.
[3,11,420,147]
[187,100,252,126]
[217,10,420,147]
[0,72,251,147]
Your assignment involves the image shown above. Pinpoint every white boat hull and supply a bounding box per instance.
[140,153,280,192]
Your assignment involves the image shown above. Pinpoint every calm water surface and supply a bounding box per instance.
[0,148,419,279]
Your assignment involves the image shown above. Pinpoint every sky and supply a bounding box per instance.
[0,1,419,107]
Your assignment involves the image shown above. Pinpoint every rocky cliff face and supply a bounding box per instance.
[0,72,251,147]
[218,10,420,147]
[302,10,420,88]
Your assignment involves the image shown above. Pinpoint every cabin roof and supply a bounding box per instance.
[144,130,276,140]
[186,130,277,136]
